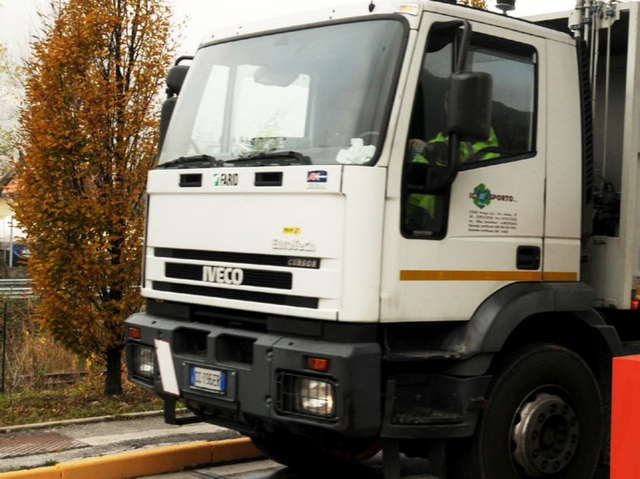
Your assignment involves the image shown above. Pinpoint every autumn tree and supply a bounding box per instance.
[14,0,175,394]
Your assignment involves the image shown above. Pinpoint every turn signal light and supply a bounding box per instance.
[306,356,329,372]
[632,288,640,310]
[129,327,142,339]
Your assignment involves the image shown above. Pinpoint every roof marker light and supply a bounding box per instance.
[395,4,420,16]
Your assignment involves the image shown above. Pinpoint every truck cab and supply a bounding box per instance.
[126,2,630,478]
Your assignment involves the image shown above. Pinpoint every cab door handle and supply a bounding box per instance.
[517,245,541,270]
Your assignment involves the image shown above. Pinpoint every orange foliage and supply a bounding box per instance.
[460,0,488,9]
[13,0,175,394]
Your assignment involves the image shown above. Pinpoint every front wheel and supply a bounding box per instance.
[448,343,604,479]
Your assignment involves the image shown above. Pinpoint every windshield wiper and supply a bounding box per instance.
[224,151,311,167]
[157,154,223,169]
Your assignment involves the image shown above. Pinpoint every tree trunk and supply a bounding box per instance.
[104,346,123,395]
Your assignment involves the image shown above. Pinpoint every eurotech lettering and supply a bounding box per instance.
[202,266,244,285]
[272,238,317,252]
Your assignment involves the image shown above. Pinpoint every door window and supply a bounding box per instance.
[402,29,537,239]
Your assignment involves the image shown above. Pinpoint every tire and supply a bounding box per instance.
[250,431,380,469]
[448,343,604,479]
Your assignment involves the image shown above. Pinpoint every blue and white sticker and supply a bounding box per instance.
[307,170,327,188]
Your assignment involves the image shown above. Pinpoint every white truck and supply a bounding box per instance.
[125,1,637,477]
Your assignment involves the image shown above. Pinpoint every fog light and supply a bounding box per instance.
[295,378,335,418]
[132,345,155,380]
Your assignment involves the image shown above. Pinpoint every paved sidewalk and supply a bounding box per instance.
[0,413,241,473]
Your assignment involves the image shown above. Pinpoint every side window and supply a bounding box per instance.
[466,39,536,164]
[191,65,230,155]
[401,31,537,239]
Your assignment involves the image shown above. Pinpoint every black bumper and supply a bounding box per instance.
[125,312,381,437]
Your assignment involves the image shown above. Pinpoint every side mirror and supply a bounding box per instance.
[166,64,190,97]
[159,56,193,153]
[406,161,450,195]
[447,71,493,141]
[158,97,177,154]
[166,55,193,96]
[417,72,493,194]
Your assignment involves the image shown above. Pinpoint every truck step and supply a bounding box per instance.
[392,406,464,425]
[385,350,462,362]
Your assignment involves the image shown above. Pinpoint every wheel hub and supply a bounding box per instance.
[511,392,579,476]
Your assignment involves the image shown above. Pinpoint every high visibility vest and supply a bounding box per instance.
[407,128,499,220]
[430,128,500,163]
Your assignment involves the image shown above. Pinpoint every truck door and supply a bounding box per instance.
[385,19,546,322]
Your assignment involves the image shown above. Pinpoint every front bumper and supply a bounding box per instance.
[125,312,381,437]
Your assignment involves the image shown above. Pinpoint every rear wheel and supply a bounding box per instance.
[448,343,604,479]
[250,431,380,469]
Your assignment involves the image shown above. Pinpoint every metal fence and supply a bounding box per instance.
[1,279,32,393]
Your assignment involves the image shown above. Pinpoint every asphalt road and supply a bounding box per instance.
[145,454,438,479]
[145,453,610,479]
[0,414,611,479]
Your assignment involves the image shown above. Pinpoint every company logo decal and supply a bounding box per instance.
[212,173,239,187]
[283,227,301,235]
[307,170,327,184]
[471,183,491,209]
[202,266,244,285]
[470,183,515,209]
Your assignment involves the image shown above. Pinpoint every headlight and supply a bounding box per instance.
[295,378,335,418]
[132,345,155,380]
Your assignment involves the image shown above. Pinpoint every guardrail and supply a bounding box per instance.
[0,279,31,298]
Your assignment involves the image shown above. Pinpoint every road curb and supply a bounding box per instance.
[0,437,262,478]
[0,410,192,434]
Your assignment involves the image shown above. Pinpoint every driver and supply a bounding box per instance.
[406,91,500,231]
[408,127,499,166]
[409,88,500,165]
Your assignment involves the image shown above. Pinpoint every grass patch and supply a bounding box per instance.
[0,289,163,427]
[0,294,162,427]
[0,373,163,427]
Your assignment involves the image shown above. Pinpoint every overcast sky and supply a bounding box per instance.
[0,0,585,61]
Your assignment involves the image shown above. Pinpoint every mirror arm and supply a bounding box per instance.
[443,19,471,186]
[445,134,461,185]
[455,20,472,73]
[429,19,470,192]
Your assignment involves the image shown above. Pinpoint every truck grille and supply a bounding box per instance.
[155,247,320,269]
[165,263,293,290]
[152,281,319,309]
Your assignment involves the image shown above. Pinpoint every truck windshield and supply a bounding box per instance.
[159,19,406,167]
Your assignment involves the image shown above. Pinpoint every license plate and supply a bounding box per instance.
[189,366,226,393]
